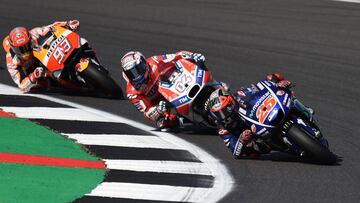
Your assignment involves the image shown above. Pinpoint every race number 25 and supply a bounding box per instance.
[256,96,276,124]
[53,39,72,64]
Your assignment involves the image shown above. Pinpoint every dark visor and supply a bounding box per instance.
[12,42,32,56]
[124,61,147,81]
[211,98,237,121]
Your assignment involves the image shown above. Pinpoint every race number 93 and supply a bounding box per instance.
[53,39,72,64]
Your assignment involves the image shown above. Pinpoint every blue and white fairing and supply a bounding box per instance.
[237,80,292,138]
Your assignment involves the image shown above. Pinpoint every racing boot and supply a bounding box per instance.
[157,113,184,131]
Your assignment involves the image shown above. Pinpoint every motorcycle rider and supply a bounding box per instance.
[207,73,315,158]
[121,50,207,128]
[2,20,80,92]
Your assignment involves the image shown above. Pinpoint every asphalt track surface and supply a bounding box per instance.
[1,0,360,202]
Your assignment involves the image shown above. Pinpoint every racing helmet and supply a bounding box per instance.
[208,88,239,128]
[8,27,33,60]
[121,51,150,89]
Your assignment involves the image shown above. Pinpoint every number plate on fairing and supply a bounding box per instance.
[33,26,81,71]
[239,81,292,136]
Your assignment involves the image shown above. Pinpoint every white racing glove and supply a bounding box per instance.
[67,20,80,31]
[190,53,205,64]
[29,67,46,83]
[156,100,168,115]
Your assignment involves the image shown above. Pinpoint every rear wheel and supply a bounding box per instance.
[79,63,123,99]
[287,125,336,164]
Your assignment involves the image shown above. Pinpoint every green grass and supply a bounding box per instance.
[0,117,105,202]
[0,163,104,203]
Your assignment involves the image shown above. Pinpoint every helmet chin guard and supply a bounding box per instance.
[209,88,239,127]
[9,27,33,59]
[121,51,149,89]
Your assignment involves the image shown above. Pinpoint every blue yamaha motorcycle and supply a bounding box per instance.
[238,80,335,164]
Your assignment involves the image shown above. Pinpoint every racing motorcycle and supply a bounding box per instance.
[32,26,123,98]
[158,59,225,127]
[238,80,335,164]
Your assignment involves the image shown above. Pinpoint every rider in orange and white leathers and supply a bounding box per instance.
[121,51,209,128]
[2,20,80,92]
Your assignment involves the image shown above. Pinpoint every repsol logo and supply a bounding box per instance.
[46,35,65,57]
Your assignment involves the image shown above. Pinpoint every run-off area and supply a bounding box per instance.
[0,84,234,203]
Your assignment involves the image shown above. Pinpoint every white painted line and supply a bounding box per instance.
[64,133,186,150]
[333,0,360,3]
[104,160,212,175]
[87,182,209,202]
[0,107,111,122]
[0,89,24,95]
[0,84,234,203]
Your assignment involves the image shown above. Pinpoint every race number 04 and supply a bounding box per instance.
[175,74,192,93]
[53,39,72,64]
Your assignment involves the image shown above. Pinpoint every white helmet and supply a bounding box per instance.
[121,51,149,89]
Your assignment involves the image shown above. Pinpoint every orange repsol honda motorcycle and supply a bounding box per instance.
[32,26,123,98]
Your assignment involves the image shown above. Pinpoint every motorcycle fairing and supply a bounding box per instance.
[33,26,81,71]
[239,81,292,137]
[158,59,214,118]
[75,58,90,73]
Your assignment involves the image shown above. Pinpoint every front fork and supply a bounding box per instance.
[280,110,329,155]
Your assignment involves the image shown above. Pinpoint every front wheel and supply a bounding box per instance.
[79,63,123,99]
[287,125,336,164]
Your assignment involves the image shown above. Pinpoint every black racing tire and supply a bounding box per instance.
[79,63,123,99]
[287,125,336,164]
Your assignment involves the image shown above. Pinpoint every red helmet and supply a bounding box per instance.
[209,88,239,127]
[8,27,33,60]
[121,51,150,89]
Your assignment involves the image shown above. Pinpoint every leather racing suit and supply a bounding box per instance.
[217,74,314,158]
[3,20,80,92]
[125,51,204,128]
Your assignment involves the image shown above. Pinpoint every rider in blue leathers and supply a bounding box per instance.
[207,73,315,158]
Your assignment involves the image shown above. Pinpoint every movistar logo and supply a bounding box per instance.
[249,91,270,118]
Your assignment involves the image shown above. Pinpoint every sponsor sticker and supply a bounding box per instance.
[239,107,247,115]
[257,128,267,135]
[297,118,306,126]
[268,108,278,122]
[276,90,285,96]
[283,93,289,105]
[251,124,256,133]
[256,82,264,90]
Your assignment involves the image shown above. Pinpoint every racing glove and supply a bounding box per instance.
[266,73,285,83]
[156,100,168,115]
[267,73,292,89]
[156,113,182,129]
[190,53,205,64]
[67,20,80,31]
[29,67,46,83]
[239,129,253,144]
[190,53,206,68]
[276,80,292,89]
[233,129,253,158]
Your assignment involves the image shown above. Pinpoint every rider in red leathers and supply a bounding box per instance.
[121,51,207,128]
[2,20,80,92]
